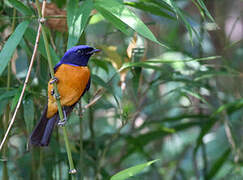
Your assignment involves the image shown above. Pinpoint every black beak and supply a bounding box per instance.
[88,49,101,54]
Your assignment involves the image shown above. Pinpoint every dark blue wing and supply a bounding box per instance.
[81,78,91,97]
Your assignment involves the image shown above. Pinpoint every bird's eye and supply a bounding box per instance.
[77,49,84,55]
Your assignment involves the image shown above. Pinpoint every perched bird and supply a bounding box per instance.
[30,45,100,146]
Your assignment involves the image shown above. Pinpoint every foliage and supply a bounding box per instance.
[0,0,242,179]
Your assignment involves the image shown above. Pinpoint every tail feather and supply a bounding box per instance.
[30,104,77,147]
[40,114,58,146]
[30,106,58,146]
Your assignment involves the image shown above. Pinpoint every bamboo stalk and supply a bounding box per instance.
[35,0,76,176]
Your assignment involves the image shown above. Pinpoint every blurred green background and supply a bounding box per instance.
[0,0,242,179]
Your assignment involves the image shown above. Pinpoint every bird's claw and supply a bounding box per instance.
[58,108,67,126]
[50,77,59,84]
[58,119,66,127]
[54,94,61,100]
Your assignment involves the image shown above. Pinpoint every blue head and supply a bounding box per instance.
[60,45,100,67]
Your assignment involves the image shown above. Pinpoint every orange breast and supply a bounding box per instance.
[47,64,90,118]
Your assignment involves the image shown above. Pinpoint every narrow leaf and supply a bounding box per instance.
[195,98,243,153]
[23,97,35,134]
[10,87,22,111]
[8,0,33,16]
[125,2,176,20]
[95,0,167,47]
[118,56,220,72]
[0,21,29,75]
[67,0,93,49]
[111,159,159,180]
[206,148,231,179]
[196,0,215,22]
[67,0,78,28]
[24,28,59,65]
[95,8,131,36]
[0,89,18,101]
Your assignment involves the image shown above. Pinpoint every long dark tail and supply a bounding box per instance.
[30,106,58,146]
[29,104,76,146]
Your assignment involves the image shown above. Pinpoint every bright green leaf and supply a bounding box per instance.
[111,159,159,180]
[95,0,167,47]
[67,0,93,49]
[0,21,29,76]
[124,2,176,20]
[95,8,132,36]
[67,0,78,29]
[10,87,22,111]
[8,0,33,16]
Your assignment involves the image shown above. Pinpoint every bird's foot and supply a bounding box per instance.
[58,108,67,127]
[58,119,66,127]
[50,77,59,84]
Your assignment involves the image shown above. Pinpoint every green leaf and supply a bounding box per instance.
[212,98,243,116]
[23,97,35,134]
[95,0,166,47]
[141,0,174,13]
[8,0,33,16]
[132,122,201,146]
[92,74,121,109]
[96,9,132,36]
[0,100,9,116]
[168,0,199,42]
[194,71,236,81]
[206,148,231,179]
[67,0,78,29]
[92,58,109,73]
[195,98,243,153]
[118,56,220,72]
[10,87,22,111]
[0,89,18,101]
[24,28,59,65]
[52,0,66,8]
[180,88,208,104]
[124,2,176,20]
[110,159,159,180]
[67,0,93,49]
[92,74,109,89]
[196,0,215,22]
[0,21,29,76]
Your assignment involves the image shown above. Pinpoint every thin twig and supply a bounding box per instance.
[0,6,44,151]
[84,88,104,109]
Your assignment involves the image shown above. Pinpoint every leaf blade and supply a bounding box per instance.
[67,0,93,49]
[111,159,159,180]
[95,0,167,47]
[23,97,35,134]
[8,0,33,16]
[0,21,29,76]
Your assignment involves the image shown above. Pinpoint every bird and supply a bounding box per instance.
[30,45,100,146]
